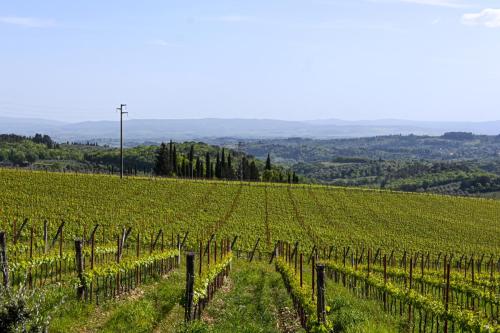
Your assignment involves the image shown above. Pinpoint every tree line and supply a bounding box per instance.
[0,134,301,183]
[153,142,301,183]
[153,141,261,181]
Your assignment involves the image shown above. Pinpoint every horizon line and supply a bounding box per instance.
[2,115,500,124]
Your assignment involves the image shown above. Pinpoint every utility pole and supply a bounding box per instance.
[117,104,127,179]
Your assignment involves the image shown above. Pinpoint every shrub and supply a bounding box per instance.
[0,286,50,333]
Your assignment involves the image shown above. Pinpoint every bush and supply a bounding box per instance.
[0,286,49,333]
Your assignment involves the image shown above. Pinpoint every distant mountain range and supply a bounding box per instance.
[1,117,499,143]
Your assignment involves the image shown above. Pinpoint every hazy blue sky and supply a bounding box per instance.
[1,0,499,122]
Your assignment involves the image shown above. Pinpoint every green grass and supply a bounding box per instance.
[180,259,304,333]
[325,281,400,333]
[292,259,400,333]
[49,270,185,333]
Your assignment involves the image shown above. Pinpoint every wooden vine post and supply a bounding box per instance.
[366,248,371,297]
[311,256,315,300]
[136,233,140,286]
[185,252,195,322]
[230,236,238,252]
[408,257,413,324]
[90,228,96,269]
[421,253,425,293]
[214,239,217,264]
[269,241,279,264]
[177,234,181,266]
[444,262,451,333]
[316,264,326,325]
[294,244,298,273]
[0,232,8,288]
[383,254,387,310]
[12,220,16,245]
[43,220,48,254]
[29,226,34,288]
[207,238,211,267]
[199,240,203,276]
[75,239,85,300]
[59,223,64,281]
[249,238,260,262]
[116,234,121,294]
[300,253,303,288]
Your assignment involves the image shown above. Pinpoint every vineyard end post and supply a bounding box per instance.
[444,262,451,333]
[177,234,181,266]
[185,252,195,322]
[316,264,326,325]
[199,241,202,276]
[75,239,85,300]
[0,231,9,288]
[312,256,315,300]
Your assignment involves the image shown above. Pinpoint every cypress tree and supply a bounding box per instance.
[215,152,221,178]
[181,159,186,177]
[241,156,247,180]
[195,156,201,178]
[153,143,169,176]
[205,152,211,178]
[169,140,173,162]
[265,153,272,170]
[250,161,259,181]
[188,145,194,178]
[227,153,233,179]
[241,156,250,180]
[188,145,194,161]
[172,145,177,174]
[221,149,226,179]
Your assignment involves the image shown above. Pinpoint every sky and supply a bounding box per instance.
[0,0,500,122]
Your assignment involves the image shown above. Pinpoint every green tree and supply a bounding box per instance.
[26,151,38,163]
[0,149,8,162]
[226,153,234,179]
[265,153,272,170]
[250,161,260,181]
[9,149,26,165]
[153,143,169,176]
[188,145,195,178]
[215,152,221,178]
[205,152,211,178]
[172,143,177,173]
[221,149,226,178]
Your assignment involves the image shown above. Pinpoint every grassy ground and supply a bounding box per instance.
[179,259,303,333]
[293,260,401,333]
[49,270,185,333]
[47,259,404,333]
[325,281,401,333]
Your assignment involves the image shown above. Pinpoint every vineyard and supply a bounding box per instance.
[0,168,498,332]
